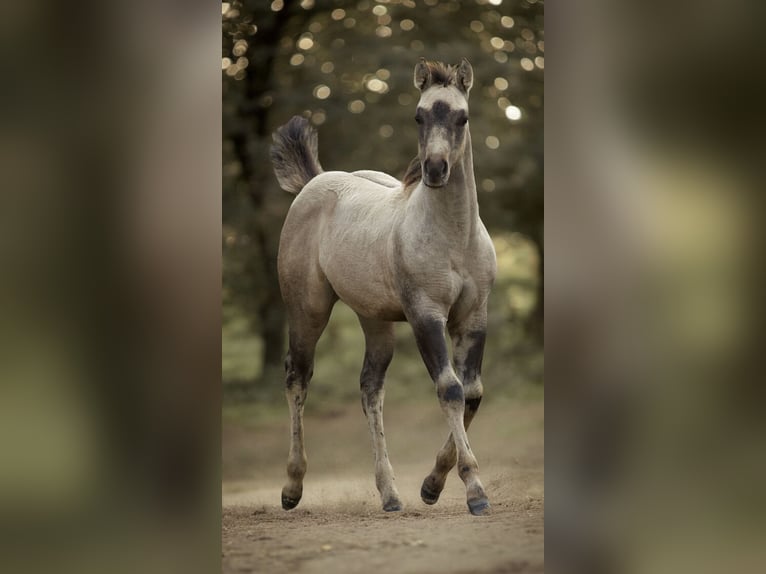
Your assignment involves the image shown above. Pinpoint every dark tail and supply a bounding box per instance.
[270,116,324,194]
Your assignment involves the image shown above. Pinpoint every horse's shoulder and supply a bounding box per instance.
[469,223,497,282]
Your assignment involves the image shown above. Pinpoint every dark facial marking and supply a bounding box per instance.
[416,100,468,131]
[431,100,451,122]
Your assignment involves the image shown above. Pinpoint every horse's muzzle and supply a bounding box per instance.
[423,157,449,187]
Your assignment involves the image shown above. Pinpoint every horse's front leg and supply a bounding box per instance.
[409,313,489,515]
[420,309,487,507]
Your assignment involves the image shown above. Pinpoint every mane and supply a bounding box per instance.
[401,155,422,191]
[424,60,459,88]
[400,60,460,192]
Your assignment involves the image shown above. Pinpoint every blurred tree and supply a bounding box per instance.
[223,0,544,382]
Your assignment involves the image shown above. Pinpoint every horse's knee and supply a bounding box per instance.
[437,381,464,404]
[432,368,464,409]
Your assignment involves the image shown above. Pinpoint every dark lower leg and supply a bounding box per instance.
[420,382,482,504]
[282,349,313,510]
[409,314,488,515]
[421,324,488,510]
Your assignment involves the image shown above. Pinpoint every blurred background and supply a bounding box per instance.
[221,0,544,425]
[3,0,765,573]
[547,2,766,573]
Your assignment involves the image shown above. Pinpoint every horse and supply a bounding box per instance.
[269,58,497,516]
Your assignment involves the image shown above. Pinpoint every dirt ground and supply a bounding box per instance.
[222,395,544,573]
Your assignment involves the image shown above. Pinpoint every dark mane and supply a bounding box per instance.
[424,60,458,87]
[402,155,422,189]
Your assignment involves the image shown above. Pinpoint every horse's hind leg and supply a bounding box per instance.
[421,311,487,506]
[358,316,402,512]
[281,288,335,510]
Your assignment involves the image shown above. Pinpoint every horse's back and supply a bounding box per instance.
[350,170,401,189]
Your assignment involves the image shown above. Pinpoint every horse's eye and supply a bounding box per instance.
[457,116,468,126]
[415,115,423,124]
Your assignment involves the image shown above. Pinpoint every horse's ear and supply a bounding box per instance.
[457,58,474,96]
[414,58,431,91]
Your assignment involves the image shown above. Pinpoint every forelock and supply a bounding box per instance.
[425,61,458,87]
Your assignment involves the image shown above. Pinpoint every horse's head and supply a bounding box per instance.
[413,58,473,188]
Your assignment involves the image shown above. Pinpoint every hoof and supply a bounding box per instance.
[420,483,441,505]
[281,493,302,510]
[467,498,491,516]
[383,500,403,512]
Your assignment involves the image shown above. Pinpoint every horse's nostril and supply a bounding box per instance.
[440,160,448,177]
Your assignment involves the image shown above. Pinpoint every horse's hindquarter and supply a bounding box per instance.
[312,172,407,320]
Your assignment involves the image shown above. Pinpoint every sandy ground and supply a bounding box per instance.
[222,395,543,573]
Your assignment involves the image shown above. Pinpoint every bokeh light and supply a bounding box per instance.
[297,35,314,50]
[505,105,522,121]
[366,78,388,93]
[348,99,365,113]
[313,85,331,100]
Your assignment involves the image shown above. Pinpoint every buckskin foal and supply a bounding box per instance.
[270,58,496,516]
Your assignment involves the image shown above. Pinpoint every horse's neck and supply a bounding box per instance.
[418,131,479,246]
[451,131,479,230]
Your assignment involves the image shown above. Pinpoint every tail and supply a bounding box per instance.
[270,116,324,194]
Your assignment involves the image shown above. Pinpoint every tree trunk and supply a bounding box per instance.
[229,1,307,379]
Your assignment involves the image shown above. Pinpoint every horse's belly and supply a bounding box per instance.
[331,280,406,321]
[323,259,405,321]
